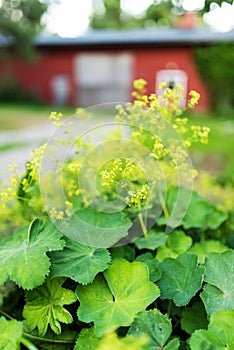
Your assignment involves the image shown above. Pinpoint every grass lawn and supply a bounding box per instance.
[0,103,75,130]
[187,111,234,183]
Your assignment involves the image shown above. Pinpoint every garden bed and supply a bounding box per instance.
[0,80,233,350]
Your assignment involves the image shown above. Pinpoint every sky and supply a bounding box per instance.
[42,0,234,37]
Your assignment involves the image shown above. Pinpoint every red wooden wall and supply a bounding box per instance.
[0,45,210,110]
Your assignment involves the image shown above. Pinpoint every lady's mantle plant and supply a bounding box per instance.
[0,80,234,350]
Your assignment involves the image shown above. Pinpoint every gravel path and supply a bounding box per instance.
[0,122,53,183]
[0,116,114,183]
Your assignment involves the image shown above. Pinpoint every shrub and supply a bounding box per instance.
[0,74,41,104]
[194,42,234,113]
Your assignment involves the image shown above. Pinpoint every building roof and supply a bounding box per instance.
[34,28,234,48]
[1,28,234,49]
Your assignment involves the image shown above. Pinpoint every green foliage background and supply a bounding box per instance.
[194,43,234,113]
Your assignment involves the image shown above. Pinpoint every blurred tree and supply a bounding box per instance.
[0,0,47,59]
[143,1,174,28]
[90,0,234,29]
[202,0,234,13]
[90,0,142,29]
[90,0,122,29]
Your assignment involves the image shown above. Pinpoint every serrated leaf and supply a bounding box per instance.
[189,329,225,349]
[23,277,76,336]
[161,187,228,230]
[189,310,234,349]
[76,259,160,337]
[74,328,100,350]
[158,252,204,306]
[181,301,208,335]
[134,230,167,250]
[0,218,65,290]
[156,230,192,261]
[65,207,132,248]
[189,240,229,264]
[0,317,23,350]
[200,250,234,316]
[50,237,111,284]
[136,253,161,282]
[209,310,234,346]
[181,191,228,230]
[128,309,180,350]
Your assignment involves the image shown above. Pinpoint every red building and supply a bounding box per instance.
[1,28,234,109]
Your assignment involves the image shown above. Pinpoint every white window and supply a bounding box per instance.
[51,74,70,106]
[156,69,188,108]
[74,53,133,106]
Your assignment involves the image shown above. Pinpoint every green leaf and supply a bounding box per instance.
[181,191,227,230]
[23,277,77,336]
[189,329,225,349]
[0,218,65,290]
[134,230,167,250]
[98,332,148,350]
[160,187,228,230]
[189,240,229,264]
[164,338,181,350]
[67,207,132,248]
[0,317,23,350]
[200,250,234,316]
[74,328,101,350]
[189,310,234,349]
[74,328,147,350]
[158,252,204,306]
[156,230,192,261]
[110,245,135,262]
[181,301,208,335]
[136,253,161,282]
[209,310,234,346]
[76,259,160,337]
[128,309,180,350]
[50,237,111,285]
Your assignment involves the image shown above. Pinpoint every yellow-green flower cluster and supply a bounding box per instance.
[133,78,147,93]
[132,79,148,104]
[48,200,73,220]
[152,138,166,159]
[191,125,210,144]
[48,207,64,220]
[26,144,47,181]
[0,162,29,232]
[49,111,63,127]
[188,90,200,108]
[0,162,19,210]
[100,158,137,187]
[125,184,149,207]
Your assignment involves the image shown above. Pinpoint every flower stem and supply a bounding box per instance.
[138,212,148,238]
[0,309,14,320]
[159,190,169,220]
[20,337,39,350]
[167,299,172,318]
